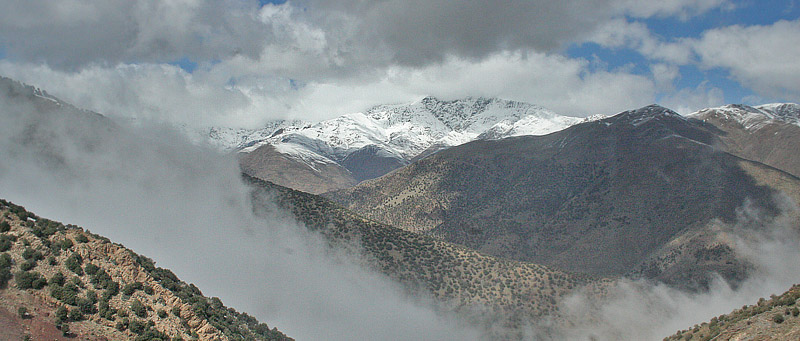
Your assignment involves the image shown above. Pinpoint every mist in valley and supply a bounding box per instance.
[2,86,800,340]
[0,90,482,340]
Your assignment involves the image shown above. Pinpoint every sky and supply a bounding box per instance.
[0,0,798,128]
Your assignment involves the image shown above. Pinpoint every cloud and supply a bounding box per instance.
[0,0,271,69]
[0,50,657,127]
[690,19,800,101]
[542,197,800,340]
[0,79,482,340]
[658,81,724,115]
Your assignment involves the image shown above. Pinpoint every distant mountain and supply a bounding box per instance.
[665,284,800,340]
[326,104,800,289]
[690,103,800,178]
[0,198,290,340]
[218,97,596,193]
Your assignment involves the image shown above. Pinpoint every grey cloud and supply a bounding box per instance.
[0,0,271,69]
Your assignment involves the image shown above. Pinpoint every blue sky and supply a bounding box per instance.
[0,1,798,127]
[566,1,800,106]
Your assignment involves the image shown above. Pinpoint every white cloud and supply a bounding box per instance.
[690,19,800,102]
[658,81,724,115]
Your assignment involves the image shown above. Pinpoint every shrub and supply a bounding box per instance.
[58,238,74,250]
[0,221,10,232]
[84,263,99,275]
[50,272,65,287]
[68,307,84,321]
[0,268,11,288]
[774,314,785,324]
[47,256,57,265]
[61,323,70,337]
[19,260,36,271]
[15,271,47,289]
[65,254,83,275]
[0,235,14,252]
[123,282,144,296]
[131,299,147,318]
[55,306,68,322]
[75,234,89,243]
[158,309,167,318]
[18,306,27,318]
[21,247,42,261]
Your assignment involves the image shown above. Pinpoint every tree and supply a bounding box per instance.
[17,306,28,318]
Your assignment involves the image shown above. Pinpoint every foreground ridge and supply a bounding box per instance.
[0,198,291,340]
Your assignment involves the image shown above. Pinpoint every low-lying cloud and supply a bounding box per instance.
[0,84,481,340]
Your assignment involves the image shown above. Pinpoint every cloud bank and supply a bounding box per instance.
[4,0,790,128]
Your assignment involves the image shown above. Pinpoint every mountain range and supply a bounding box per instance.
[209,96,598,193]
[325,104,800,290]
[4,74,800,339]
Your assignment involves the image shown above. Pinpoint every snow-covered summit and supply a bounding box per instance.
[207,96,591,182]
[689,103,800,131]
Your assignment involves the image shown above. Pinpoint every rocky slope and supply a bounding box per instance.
[326,105,800,289]
[665,284,800,340]
[690,103,800,178]
[0,198,290,340]
[231,96,595,193]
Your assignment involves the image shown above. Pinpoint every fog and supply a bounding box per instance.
[539,197,800,340]
[0,86,481,340]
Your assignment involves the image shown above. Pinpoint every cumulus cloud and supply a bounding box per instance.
[690,19,800,102]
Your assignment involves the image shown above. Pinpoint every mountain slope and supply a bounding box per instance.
[690,103,800,178]
[0,198,290,340]
[665,284,800,340]
[245,175,599,324]
[326,105,800,288]
[229,97,593,193]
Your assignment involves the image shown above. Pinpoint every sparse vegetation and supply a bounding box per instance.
[0,198,292,340]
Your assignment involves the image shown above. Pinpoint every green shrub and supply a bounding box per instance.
[55,306,68,322]
[65,254,83,275]
[0,235,14,252]
[123,282,144,296]
[15,271,46,289]
[75,234,89,243]
[67,307,84,321]
[58,238,74,250]
[50,272,65,287]
[84,263,99,275]
[131,299,147,318]
[158,309,167,318]
[0,221,10,232]
[19,260,36,271]
[21,247,42,261]
[774,314,785,324]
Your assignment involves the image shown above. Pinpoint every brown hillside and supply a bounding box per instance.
[0,198,290,340]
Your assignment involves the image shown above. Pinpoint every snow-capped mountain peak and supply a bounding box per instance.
[206,96,593,184]
[689,103,800,131]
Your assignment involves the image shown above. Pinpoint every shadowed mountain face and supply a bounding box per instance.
[326,105,800,286]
